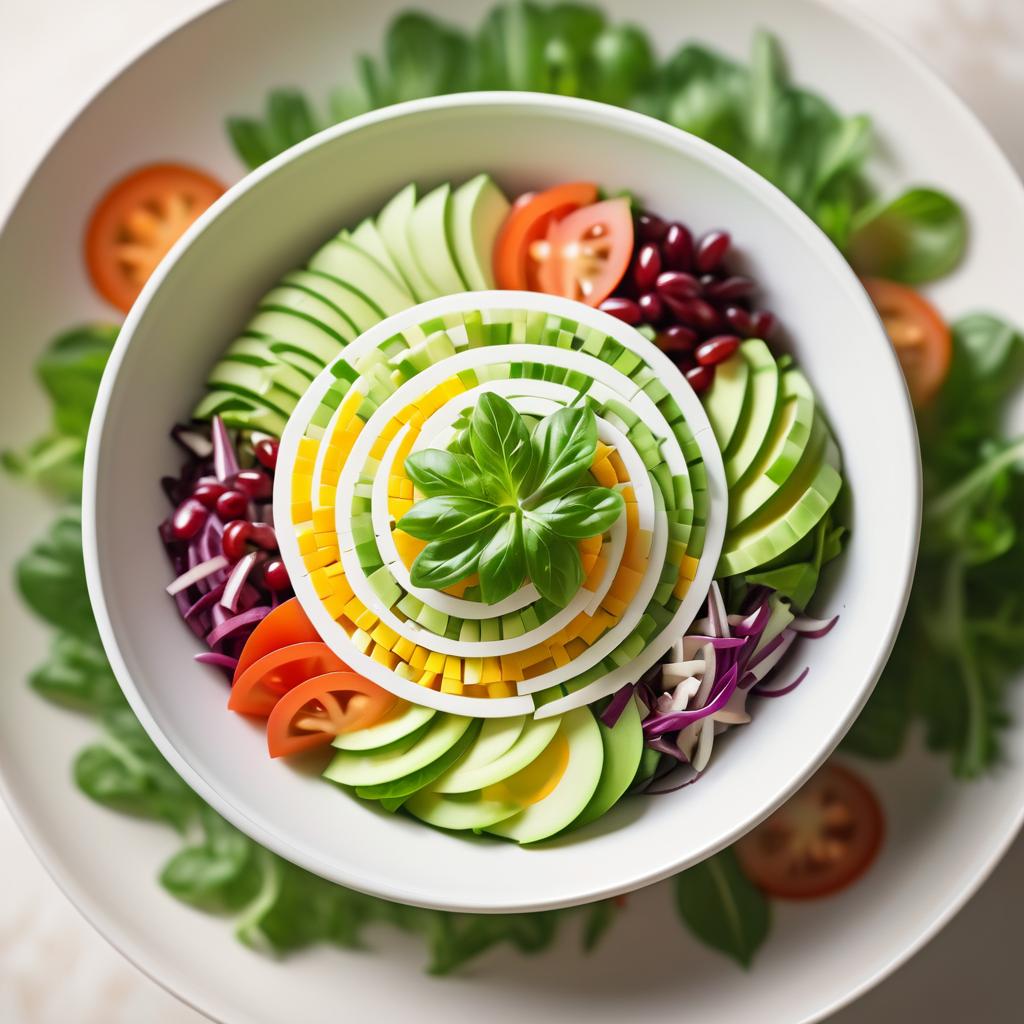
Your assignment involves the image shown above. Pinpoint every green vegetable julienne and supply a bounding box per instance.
[226,5,966,278]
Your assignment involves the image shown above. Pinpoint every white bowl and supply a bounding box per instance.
[83,92,919,913]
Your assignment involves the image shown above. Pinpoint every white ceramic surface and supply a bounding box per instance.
[82,90,915,912]
[2,0,1024,1020]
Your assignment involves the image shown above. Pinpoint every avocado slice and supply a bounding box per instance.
[725,340,781,487]
[308,237,414,315]
[346,218,403,282]
[702,351,750,452]
[376,184,439,301]
[247,309,345,365]
[450,174,510,291]
[322,713,472,787]
[486,707,604,844]
[283,270,384,332]
[259,285,357,342]
[571,697,644,830]
[430,714,561,794]
[331,702,435,752]
[404,788,522,831]
[408,183,468,296]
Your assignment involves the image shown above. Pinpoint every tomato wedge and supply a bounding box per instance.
[494,182,599,291]
[233,598,321,681]
[85,163,225,312]
[266,671,397,757]
[862,277,951,408]
[735,762,884,900]
[228,642,349,717]
[536,197,634,306]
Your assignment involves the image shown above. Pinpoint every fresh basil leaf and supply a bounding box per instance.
[532,486,625,539]
[469,392,534,499]
[410,531,493,589]
[586,24,655,107]
[674,848,771,967]
[523,403,598,508]
[397,495,503,541]
[383,11,473,101]
[848,187,967,285]
[476,1,548,90]
[404,449,489,499]
[266,89,319,153]
[523,519,583,606]
[478,513,527,604]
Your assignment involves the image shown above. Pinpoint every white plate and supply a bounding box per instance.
[1,0,1022,1020]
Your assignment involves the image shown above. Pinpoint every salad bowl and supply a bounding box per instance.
[82,91,919,912]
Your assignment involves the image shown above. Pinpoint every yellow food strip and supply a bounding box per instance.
[565,637,587,660]
[321,591,351,620]
[481,657,502,685]
[370,645,399,670]
[302,547,337,570]
[593,441,613,464]
[591,458,617,488]
[550,643,571,668]
[297,528,316,555]
[297,437,319,462]
[354,607,378,632]
[680,554,699,581]
[673,576,692,601]
[425,651,446,674]
[609,564,644,602]
[486,681,515,699]
[443,656,462,681]
[583,554,607,590]
[410,646,429,670]
[440,676,464,695]
[388,496,414,519]
[393,529,426,568]
[608,450,629,481]
[312,507,336,532]
[464,657,483,686]
[370,622,399,650]
[500,655,525,682]
[418,671,440,689]
[393,636,416,661]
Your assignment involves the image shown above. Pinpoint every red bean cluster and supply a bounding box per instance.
[599,212,779,393]
[162,434,291,594]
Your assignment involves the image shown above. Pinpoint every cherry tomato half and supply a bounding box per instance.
[536,197,634,307]
[228,642,349,718]
[233,598,321,681]
[266,671,397,758]
[85,163,225,312]
[494,182,599,291]
[862,277,951,408]
[735,762,884,900]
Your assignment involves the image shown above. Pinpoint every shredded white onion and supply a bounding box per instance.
[166,556,229,596]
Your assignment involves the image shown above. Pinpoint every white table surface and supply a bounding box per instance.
[2,1,1023,1020]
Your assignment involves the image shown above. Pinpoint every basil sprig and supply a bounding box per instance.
[399,394,625,606]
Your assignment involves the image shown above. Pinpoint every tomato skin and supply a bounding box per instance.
[494,182,599,291]
[862,277,951,407]
[233,598,321,681]
[85,163,225,312]
[228,641,349,717]
[735,762,884,900]
[266,671,397,758]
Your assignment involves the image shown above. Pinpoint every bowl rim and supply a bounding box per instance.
[82,89,921,912]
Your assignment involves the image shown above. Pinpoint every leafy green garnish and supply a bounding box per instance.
[226,9,965,281]
[674,848,771,967]
[398,393,624,605]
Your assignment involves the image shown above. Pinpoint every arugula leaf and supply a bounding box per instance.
[470,392,534,499]
[404,449,489,499]
[523,519,583,606]
[531,485,625,540]
[523,403,598,508]
[848,187,968,285]
[409,531,493,589]
[478,513,527,604]
[396,495,505,542]
[674,848,771,967]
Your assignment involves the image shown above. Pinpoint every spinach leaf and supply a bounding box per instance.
[29,632,125,713]
[523,403,598,508]
[410,531,493,589]
[478,513,527,604]
[404,449,489,499]
[470,392,534,499]
[848,187,968,285]
[397,494,504,541]
[523,519,583,606]
[531,485,625,539]
[674,848,771,967]
[383,11,474,101]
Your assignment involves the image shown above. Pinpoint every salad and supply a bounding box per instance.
[157,173,843,843]
[5,2,1021,972]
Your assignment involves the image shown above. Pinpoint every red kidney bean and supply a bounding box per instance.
[658,324,698,353]
[751,310,777,338]
[663,295,722,333]
[633,243,662,292]
[695,335,741,367]
[637,292,664,323]
[685,364,715,392]
[222,520,252,562]
[637,212,668,242]
[262,559,291,592]
[216,489,249,522]
[655,270,700,301]
[171,498,208,541]
[724,305,754,335]
[233,469,273,500]
[248,523,278,551]
[192,481,227,509]
[661,223,694,270]
[705,275,754,302]
[695,230,731,273]
[599,296,643,325]
[253,437,279,470]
